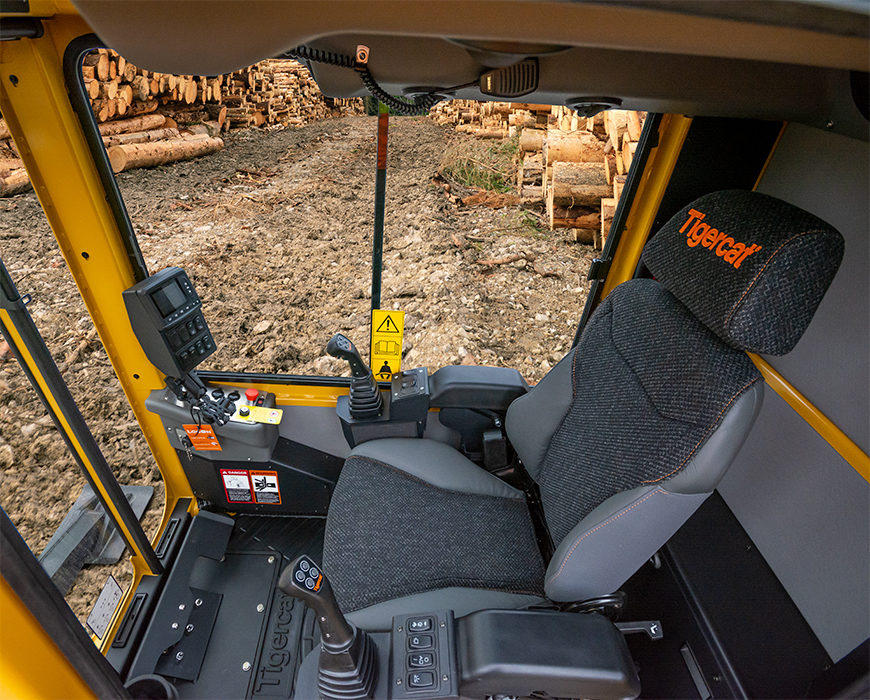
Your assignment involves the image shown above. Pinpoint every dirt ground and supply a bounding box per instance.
[0,115,595,626]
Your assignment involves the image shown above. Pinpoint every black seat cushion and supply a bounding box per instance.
[536,278,761,546]
[323,455,545,613]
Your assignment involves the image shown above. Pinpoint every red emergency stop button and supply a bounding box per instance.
[245,388,259,402]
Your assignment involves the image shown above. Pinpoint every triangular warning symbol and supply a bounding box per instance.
[376,315,400,333]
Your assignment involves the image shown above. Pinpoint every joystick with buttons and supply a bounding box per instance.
[326,333,383,419]
[279,555,377,699]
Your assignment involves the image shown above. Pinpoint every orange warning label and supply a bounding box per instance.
[250,470,281,505]
[183,424,222,451]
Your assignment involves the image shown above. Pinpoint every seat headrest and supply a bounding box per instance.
[642,190,844,355]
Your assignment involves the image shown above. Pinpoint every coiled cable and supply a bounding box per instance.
[286,44,445,115]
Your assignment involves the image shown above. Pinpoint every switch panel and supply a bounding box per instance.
[390,611,458,699]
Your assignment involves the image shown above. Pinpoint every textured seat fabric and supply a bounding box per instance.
[642,190,844,354]
[531,278,762,546]
[323,440,545,618]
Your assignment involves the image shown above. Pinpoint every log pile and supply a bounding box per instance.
[0,50,365,195]
[431,100,646,248]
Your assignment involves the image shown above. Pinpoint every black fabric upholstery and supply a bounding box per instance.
[537,279,761,546]
[323,456,545,612]
[642,190,844,355]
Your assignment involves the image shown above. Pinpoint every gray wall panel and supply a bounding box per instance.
[755,123,869,452]
[719,390,869,662]
[719,122,869,662]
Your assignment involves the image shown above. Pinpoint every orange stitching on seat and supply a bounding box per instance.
[546,488,665,584]
[641,377,760,484]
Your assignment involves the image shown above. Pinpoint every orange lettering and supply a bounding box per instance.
[701,227,719,248]
[724,243,744,264]
[687,221,708,247]
[680,208,705,234]
[716,236,735,256]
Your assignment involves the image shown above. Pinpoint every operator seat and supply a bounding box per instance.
[323,190,844,630]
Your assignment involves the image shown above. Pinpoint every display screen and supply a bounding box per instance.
[151,279,187,318]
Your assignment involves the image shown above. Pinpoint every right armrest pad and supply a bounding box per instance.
[428,366,529,410]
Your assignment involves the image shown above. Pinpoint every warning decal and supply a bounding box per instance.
[183,424,222,451]
[371,309,405,381]
[251,470,281,504]
[220,468,253,503]
[376,314,401,333]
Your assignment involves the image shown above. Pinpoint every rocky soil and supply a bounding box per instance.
[0,115,595,626]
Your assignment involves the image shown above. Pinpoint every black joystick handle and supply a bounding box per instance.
[326,334,383,420]
[278,555,354,650]
[326,334,370,379]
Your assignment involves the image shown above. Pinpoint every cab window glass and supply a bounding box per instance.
[96,49,640,384]
[0,198,162,633]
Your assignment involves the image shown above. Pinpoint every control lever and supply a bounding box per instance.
[326,334,369,378]
[326,334,383,420]
[279,556,377,699]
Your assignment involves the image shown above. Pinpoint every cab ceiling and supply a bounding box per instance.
[70,0,870,137]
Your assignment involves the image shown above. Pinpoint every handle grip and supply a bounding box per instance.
[326,334,370,378]
[278,555,354,649]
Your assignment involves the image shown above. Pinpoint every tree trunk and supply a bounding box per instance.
[98,113,166,136]
[107,135,223,173]
[549,162,610,207]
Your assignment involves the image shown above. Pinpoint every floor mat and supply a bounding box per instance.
[138,515,325,699]
[229,515,326,564]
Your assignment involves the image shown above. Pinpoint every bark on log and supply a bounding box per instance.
[0,120,11,140]
[542,131,605,165]
[98,113,166,136]
[549,162,610,207]
[102,127,181,147]
[107,135,224,173]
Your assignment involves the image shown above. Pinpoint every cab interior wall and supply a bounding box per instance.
[717,122,869,662]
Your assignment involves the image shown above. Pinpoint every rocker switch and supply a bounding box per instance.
[408,672,435,688]
[407,617,432,632]
[408,634,433,650]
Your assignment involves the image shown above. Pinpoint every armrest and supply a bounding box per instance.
[458,610,640,699]
[429,366,529,411]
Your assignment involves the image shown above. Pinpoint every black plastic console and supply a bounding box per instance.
[458,610,640,699]
[429,366,528,410]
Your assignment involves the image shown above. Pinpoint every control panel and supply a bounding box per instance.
[123,267,216,377]
[390,611,458,699]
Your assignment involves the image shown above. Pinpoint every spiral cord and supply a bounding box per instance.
[286,45,445,115]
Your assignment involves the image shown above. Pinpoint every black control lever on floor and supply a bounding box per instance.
[278,555,354,648]
[326,334,383,420]
[279,555,377,699]
[616,620,664,640]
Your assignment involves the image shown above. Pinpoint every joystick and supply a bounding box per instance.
[326,334,383,420]
[279,556,377,699]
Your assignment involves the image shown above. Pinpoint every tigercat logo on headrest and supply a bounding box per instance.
[680,209,762,269]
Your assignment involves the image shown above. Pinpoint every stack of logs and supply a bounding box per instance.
[431,100,645,248]
[0,50,364,195]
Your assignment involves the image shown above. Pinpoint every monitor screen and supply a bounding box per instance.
[151,279,187,318]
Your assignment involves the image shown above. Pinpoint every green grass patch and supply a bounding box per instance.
[439,136,519,193]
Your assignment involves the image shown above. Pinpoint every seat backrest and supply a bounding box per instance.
[505,190,844,602]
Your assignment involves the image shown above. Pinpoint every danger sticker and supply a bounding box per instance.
[183,424,222,451]
[250,470,281,504]
[220,468,252,503]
